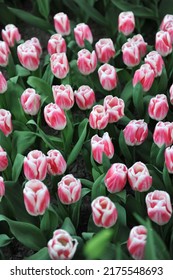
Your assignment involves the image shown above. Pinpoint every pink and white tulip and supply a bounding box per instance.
[20,88,41,115]
[74,23,93,47]
[89,104,109,130]
[103,95,124,123]
[0,176,5,201]
[169,83,173,104]
[165,145,173,173]
[17,41,40,71]
[0,109,13,136]
[128,162,152,192]
[47,149,67,176]
[122,41,140,67]
[74,85,96,110]
[0,40,10,67]
[153,121,173,148]
[0,71,7,94]
[44,103,67,130]
[133,63,155,92]
[77,49,97,75]
[0,146,8,172]
[47,34,66,55]
[104,163,128,193]
[1,24,21,47]
[54,12,71,36]
[52,84,74,110]
[144,51,164,77]
[160,15,173,43]
[50,52,69,79]
[127,225,147,260]
[148,94,169,121]
[95,38,115,63]
[98,63,118,91]
[155,30,172,57]
[118,11,135,36]
[123,119,148,146]
[130,34,147,58]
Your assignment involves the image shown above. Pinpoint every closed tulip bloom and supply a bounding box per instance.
[169,83,173,104]
[58,174,82,205]
[0,176,5,201]
[23,150,47,181]
[20,88,41,116]
[48,229,78,260]
[89,104,109,130]
[153,121,173,148]
[74,23,93,47]
[95,38,115,63]
[104,163,128,193]
[103,95,124,123]
[128,162,152,192]
[133,63,155,92]
[0,71,7,94]
[74,85,96,110]
[98,63,118,91]
[146,190,172,225]
[77,49,97,75]
[47,149,67,176]
[50,52,69,79]
[1,24,21,47]
[123,119,148,146]
[0,109,13,136]
[28,37,42,58]
[52,84,74,110]
[148,94,169,121]
[17,41,40,71]
[155,30,172,57]
[91,132,114,164]
[23,179,50,216]
[47,34,66,55]
[0,146,8,172]
[122,41,140,67]
[44,103,67,130]
[165,145,173,173]
[54,12,71,36]
[160,14,173,30]
[127,225,147,260]
[0,40,10,67]
[130,34,147,58]
[91,196,118,228]
[118,11,135,36]
[144,51,164,77]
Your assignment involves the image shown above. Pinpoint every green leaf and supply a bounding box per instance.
[62,111,74,154]
[36,0,50,19]
[0,3,16,24]
[12,154,24,182]
[42,64,54,86]
[25,247,50,260]
[91,173,105,201]
[156,144,165,170]
[61,217,76,235]
[133,83,144,118]
[27,76,52,103]
[12,131,36,158]
[120,80,133,104]
[40,208,59,239]
[0,234,13,248]
[163,164,173,195]
[118,130,132,165]
[16,65,30,77]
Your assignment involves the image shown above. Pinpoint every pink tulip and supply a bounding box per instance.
[160,15,173,43]
[52,84,74,110]
[127,225,147,260]
[47,34,66,55]
[44,103,67,130]
[122,41,140,67]
[148,94,169,121]
[130,34,147,57]
[0,146,8,172]
[0,109,13,136]
[95,38,115,63]
[74,23,93,47]
[20,88,41,116]
[155,30,172,57]
[123,119,148,146]
[47,149,67,176]
[103,95,124,123]
[89,104,109,130]
[50,52,69,79]
[1,24,21,47]
[0,40,10,67]
[153,121,173,148]
[27,37,42,57]
[146,190,172,225]
[169,83,173,104]
[98,63,118,91]
[74,85,96,110]
[104,163,128,193]
[77,49,97,75]
[48,229,78,260]
[57,174,82,205]
[118,11,135,36]
[17,41,40,71]
[54,12,71,36]
[144,51,164,77]
[23,179,50,216]
[0,71,7,94]
[133,63,155,92]
[91,196,118,228]
[23,150,47,181]
[0,176,5,201]
[128,162,152,192]
[91,132,114,164]
[165,145,173,173]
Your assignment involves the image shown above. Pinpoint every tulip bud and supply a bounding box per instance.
[0,146,8,172]
[74,23,93,47]
[0,71,7,94]
[74,85,96,110]
[155,30,172,57]
[133,63,155,92]
[57,174,82,205]
[103,95,124,123]
[23,179,50,216]
[130,34,147,58]
[148,94,169,121]
[0,109,13,136]
[144,51,164,77]
[77,49,97,75]
[44,103,67,130]
[165,145,173,173]
[0,40,10,67]
[153,121,173,148]
[47,34,66,55]
[50,52,69,79]
[17,41,40,71]
[0,176,5,201]
[54,12,71,36]
[91,132,114,164]
[1,24,21,47]
[98,63,118,91]
[20,88,41,116]
[104,163,128,193]
[118,11,135,36]
[95,38,115,63]
[146,190,172,225]
[123,119,148,146]
[91,196,118,228]
[169,83,173,104]
[28,37,42,58]
[122,41,140,67]
[47,149,67,176]
[52,84,74,110]
[127,225,147,260]
[48,229,78,260]
[23,150,47,181]
[128,162,152,192]
[89,104,109,130]
[160,15,173,43]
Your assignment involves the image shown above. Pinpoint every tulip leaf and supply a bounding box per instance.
[119,130,132,165]
[25,247,50,260]
[12,153,24,182]
[36,0,50,19]
[163,164,173,195]
[27,76,53,103]
[0,234,13,248]
[12,131,36,159]
[40,208,59,239]
[91,173,106,201]
[61,217,77,235]
[133,83,144,118]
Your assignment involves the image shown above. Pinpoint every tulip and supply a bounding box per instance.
[0,71,7,94]
[27,37,42,57]
[47,149,67,176]
[118,11,135,36]
[160,15,173,43]
[98,63,118,91]
[1,24,21,47]
[74,85,96,110]
[95,38,115,63]
[0,176,5,202]
[48,229,78,260]
[103,95,124,123]
[23,179,50,216]
[0,40,10,67]
[89,104,109,130]
[148,94,169,121]
[44,103,67,130]
[130,34,147,57]
[169,83,173,104]
[91,196,118,228]
[165,145,173,173]
[47,34,66,55]
[122,41,140,67]
[153,121,173,148]
[144,51,164,77]
[23,150,47,181]
[74,23,93,47]
[127,225,147,260]
[123,119,148,146]
[20,88,41,116]
[54,12,71,36]
[0,146,8,172]
[146,190,172,225]
[155,30,172,57]
[50,52,69,79]
[57,174,82,204]
[52,84,74,110]
[17,41,40,71]
[77,49,97,75]
[133,63,155,92]
[0,109,13,136]
[128,162,152,192]
[104,163,128,193]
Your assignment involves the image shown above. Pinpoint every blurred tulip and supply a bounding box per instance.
[148,94,169,121]
[144,51,164,77]
[74,23,93,47]
[54,12,71,36]
[47,149,67,176]
[123,119,148,146]
[52,84,74,110]
[1,24,21,47]
[47,34,66,55]
[28,37,42,57]
[128,162,152,192]
[165,145,173,173]
[50,52,69,79]
[122,41,140,67]
[103,95,124,123]
[89,104,109,130]
[95,38,115,63]
[20,88,41,116]
[0,109,13,136]
[98,63,118,91]
[104,163,128,193]
[0,146,8,172]
[153,121,173,148]
[44,103,67,130]
[155,30,172,57]
[160,15,173,43]
[127,225,147,260]
[58,174,82,204]
[17,41,40,71]
[77,49,97,75]
[133,63,155,92]
[74,85,96,110]
[0,40,10,67]
[118,11,135,36]
[169,83,173,104]
[130,34,147,57]
[0,71,7,94]
[0,176,5,201]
